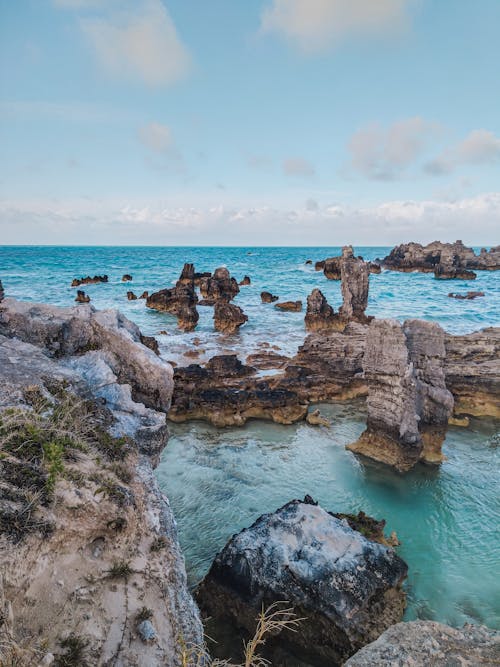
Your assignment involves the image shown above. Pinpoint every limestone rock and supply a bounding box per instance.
[239,275,251,286]
[339,246,370,322]
[196,498,407,666]
[275,300,302,312]
[122,274,133,282]
[305,288,337,331]
[382,240,499,274]
[138,291,149,299]
[200,267,239,303]
[261,291,279,303]
[348,319,454,471]
[213,301,248,333]
[146,283,199,332]
[448,291,485,299]
[127,291,137,300]
[306,408,330,426]
[71,275,108,287]
[345,620,500,666]
[0,279,4,302]
[75,290,90,303]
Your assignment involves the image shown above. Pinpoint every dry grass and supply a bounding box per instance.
[179,602,301,667]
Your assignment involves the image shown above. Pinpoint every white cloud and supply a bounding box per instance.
[260,0,413,54]
[138,122,174,154]
[348,117,439,180]
[283,156,316,177]
[426,129,500,175]
[53,0,105,7]
[79,0,191,87]
[2,193,498,245]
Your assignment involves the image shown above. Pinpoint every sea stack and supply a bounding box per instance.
[348,319,454,471]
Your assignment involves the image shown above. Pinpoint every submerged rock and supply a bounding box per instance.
[275,300,302,312]
[213,301,248,333]
[196,497,407,666]
[348,319,454,471]
[345,620,500,666]
[448,291,485,299]
[261,291,279,303]
[75,290,90,303]
[306,408,330,426]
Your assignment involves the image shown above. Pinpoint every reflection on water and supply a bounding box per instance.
[157,402,500,630]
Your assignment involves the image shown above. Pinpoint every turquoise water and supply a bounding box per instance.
[158,404,500,630]
[1,245,499,630]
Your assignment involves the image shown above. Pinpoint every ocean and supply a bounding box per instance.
[1,245,499,629]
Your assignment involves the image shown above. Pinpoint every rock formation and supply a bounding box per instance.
[71,275,108,287]
[177,263,194,285]
[121,273,133,281]
[448,291,485,299]
[261,291,279,303]
[0,298,202,666]
[444,327,500,418]
[146,265,199,332]
[213,301,248,334]
[275,300,302,312]
[127,291,137,300]
[239,275,251,285]
[339,245,371,323]
[317,250,381,280]
[434,265,476,280]
[199,267,239,304]
[382,240,500,275]
[345,621,500,666]
[138,291,148,299]
[196,497,407,666]
[348,319,454,471]
[75,289,90,303]
[0,279,5,302]
[169,354,307,426]
[305,288,337,331]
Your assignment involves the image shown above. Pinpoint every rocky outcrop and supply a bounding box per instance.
[146,281,199,332]
[71,275,108,287]
[261,291,279,303]
[382,240,499,275]
[345,621,500,666]
[339,246,371,323]
[199,267,239,304]
[348,319,454,471]
[139,290,149,299]
[196,497,407,666]
[213,301,248,333]
[239,275,251,286]
[434,265,476,280]
[0,299,202,666]
[448,291,485,299]
[317,250,381,280]
[305,288,337,331]
[275,300,302,312]
[121,273,133,281]
[169,354,307,426]
[444,327,500,418]
[177,263,194,285]
[127,291,137,300]
[75,290,90,303]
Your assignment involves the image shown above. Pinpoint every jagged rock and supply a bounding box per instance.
[306,408,330,426]
[138,291,149,299]
[323,256,342,280]
[444,327,500,418]
[344,621,500,666]
[146,281,199,332]
[199,267,239,303]
[169,355,307,426]
[339,246,371,323]
[75,290,90,303]
[239,275,251,286]
[305,259,312,265]
[71,275,108,287]
[315,260,325,271]
[317,252,381,280]
[348,319,454,471]
[434,265,476,280]
[122,274,133,282]
[448,291,485,299]
[127,291,137,300]
[305,288,337,331]
[196,498,407,666]
[140,334,159,356]
[0,279,4,302]
[261,291,279,303]
[193,271,211,286]
[382,240,499,274]
[213,301,248,334]
[275,300,302,312]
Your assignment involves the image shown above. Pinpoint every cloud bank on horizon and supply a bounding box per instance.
[0,0,499,245]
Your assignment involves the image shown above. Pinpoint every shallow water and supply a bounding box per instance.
[157,403,500,630]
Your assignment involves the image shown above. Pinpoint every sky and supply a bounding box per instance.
[0,0,499,246]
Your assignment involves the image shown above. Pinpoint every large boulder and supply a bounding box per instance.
[213,301,248,333]
[348,319,454,471]
[200,267,239,304]
[304,288,337,331]
[345,621,500,666]
[196,497,407,666]
[339,245,371,323]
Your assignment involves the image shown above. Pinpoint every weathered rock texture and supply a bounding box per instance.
[0,298,202,666]
[448,291,485,299]
[127,290,137,300]
[169,354,307,426]
[199,267,239,304]
[317,250,380,281]
[345,620,500,666]
[0,279,4,302]
[71,275,108,287]
[261,291,279,303]
[348,319,454,471]
[196,498,407,667]
[339,246,371,323]
[444,327,500,418]
[146,268,199,332]
[305,288,337,331]
[121,273,133,282]
[382,240,500,277]
[275,300,302,312]
[75,290,90,303]
[213,301,248,334]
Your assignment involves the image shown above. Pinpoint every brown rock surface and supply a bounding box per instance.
[382,240,499,274]
[127,291,137,300]
[199,267,239,303]
[261,291,279,303]
[448,291,485,299]
[305,288,338,331]
[275,300,302,312]
[71,275,108,287]
[121,273,132,281]
[213,301,248,333]
[339,245,371,323]
[75,290,90,303]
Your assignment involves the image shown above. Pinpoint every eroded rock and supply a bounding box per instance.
[261,291,279,303]
[382,240,499,275]
[71,275,108,287]
[275,300,302,312]
[200,267,239,304]
[305,288,337,331]
[448,291,485,299]
[213,301,248,333]
[75,290,90,303]
[196,497,407,666]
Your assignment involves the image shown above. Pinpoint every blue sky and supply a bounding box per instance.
[1,0,499,245]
